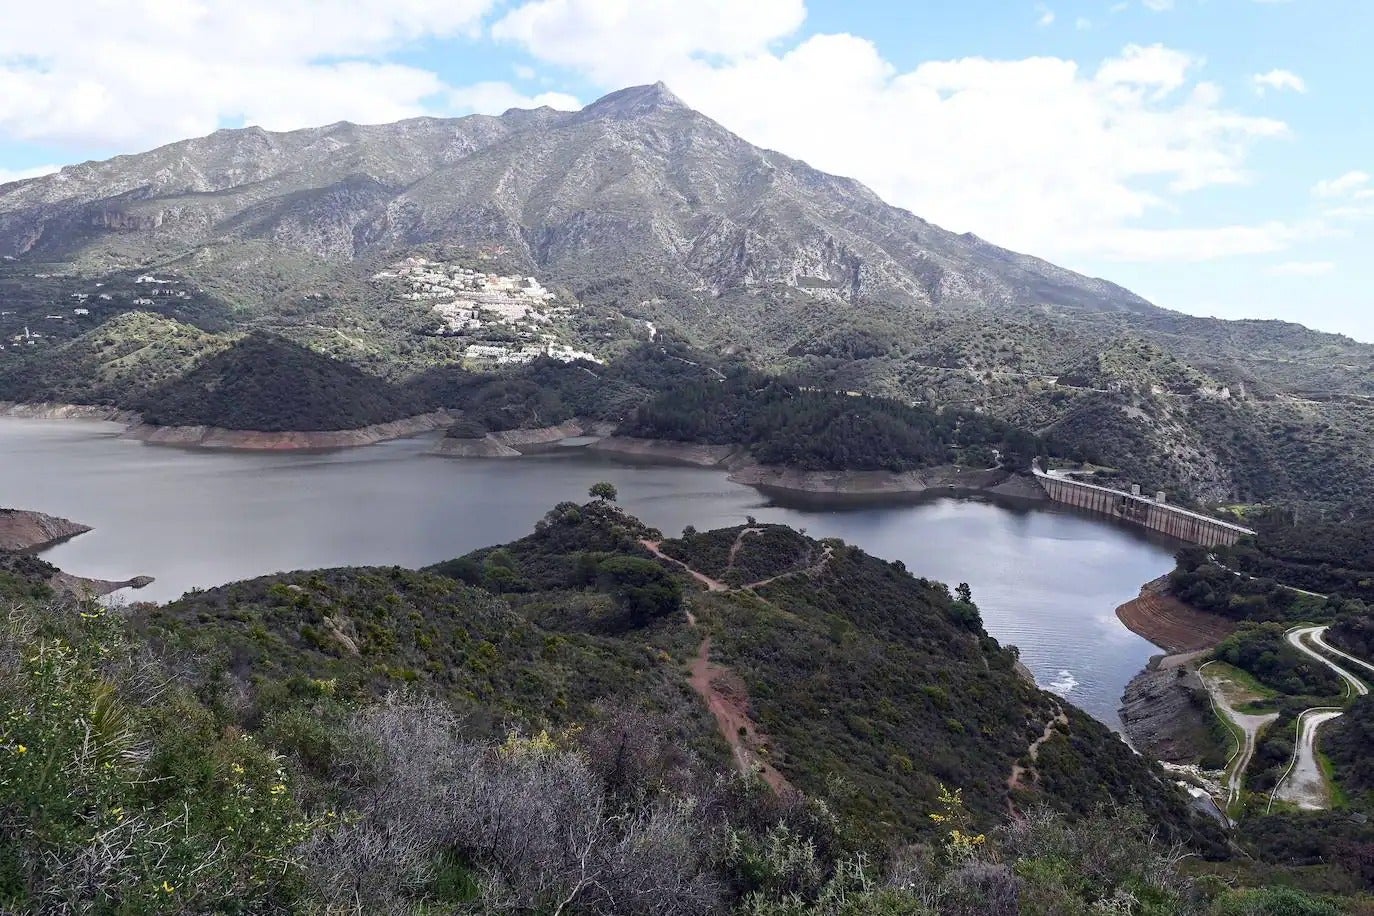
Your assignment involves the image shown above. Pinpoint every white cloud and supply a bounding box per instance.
[1252,68,1306,94]
[1313,170,1371,199]
[1142,0,1174,11]
[491,0,1297,262]
[1036,5,1056,27]
[580,34,1291,261]
[0,164,60,186]
[491,0,805,86]
[447,82,579,113]
[1313,171,1374,221]
[1267,260,1334,276]
[0,0,498,148]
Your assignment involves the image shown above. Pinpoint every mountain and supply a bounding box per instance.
[2,83,1373,505]
[0,82,1150,317]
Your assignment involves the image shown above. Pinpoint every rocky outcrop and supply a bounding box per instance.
[432,420,588,459]
[587,437,741,467]
[1119,653,1218,766]
[50,572,155,598]
[0,508,92,552]
[122,411,451,450]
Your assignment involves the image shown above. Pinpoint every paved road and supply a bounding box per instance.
[1275,708,1345,810]
[1287,626,1368,700]
[1310,627,1374,681]
[1271,625,1370,810]
[1199,661,1278,816]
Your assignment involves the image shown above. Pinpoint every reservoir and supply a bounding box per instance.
[1,418,1176,728]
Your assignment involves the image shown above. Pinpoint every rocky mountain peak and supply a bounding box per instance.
[578,82,690,121]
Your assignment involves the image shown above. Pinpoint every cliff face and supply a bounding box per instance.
[1119,656,1220,766]
[0,508,92,552]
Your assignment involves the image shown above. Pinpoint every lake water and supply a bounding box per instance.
[1,418,1176,728]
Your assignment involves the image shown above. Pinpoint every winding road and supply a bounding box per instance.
[1269,625,1370,811]
[1198,660,1278,817]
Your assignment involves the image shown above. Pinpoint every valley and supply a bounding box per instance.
[2,86,1373,513]
[2,79,1373,913]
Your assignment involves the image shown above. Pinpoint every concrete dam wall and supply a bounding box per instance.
[1034,472,1254,547]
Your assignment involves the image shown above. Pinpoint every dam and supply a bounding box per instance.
[1033,470,1254,547]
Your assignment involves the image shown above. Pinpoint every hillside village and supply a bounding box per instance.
[0,267,207,352]
[372,256,601,367]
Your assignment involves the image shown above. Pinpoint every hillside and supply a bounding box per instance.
[129,332,424,431]
[1,84,1372,503]
[145,502,1212,846]
[14,507,1374,911]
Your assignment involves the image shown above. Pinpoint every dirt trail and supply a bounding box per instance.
[743,543,836,591]
[724,527,764,573]
[1008,706,1068,795]
[640,539,727,591]
[646,534,792,793]
[689,636,792,794]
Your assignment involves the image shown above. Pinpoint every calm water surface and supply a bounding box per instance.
[1,418,1175,727]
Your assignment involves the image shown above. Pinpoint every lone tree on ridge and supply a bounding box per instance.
[589,481,618,502]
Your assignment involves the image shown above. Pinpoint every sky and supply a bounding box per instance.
[1,0,1370,341]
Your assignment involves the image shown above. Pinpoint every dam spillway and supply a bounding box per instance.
[1034,471,1253,547]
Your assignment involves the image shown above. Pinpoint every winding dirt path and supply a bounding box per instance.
[640,539,727,591]
[742,543,836,591]
[1008,706,1068,795]
[689,636,792,794]
[643,535,793,793]
[724,527,763,572]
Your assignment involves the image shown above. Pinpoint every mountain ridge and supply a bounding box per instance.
[2,83,1373,506]
[0,82,1159,319]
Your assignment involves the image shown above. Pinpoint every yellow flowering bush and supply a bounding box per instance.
[0,601,317,913]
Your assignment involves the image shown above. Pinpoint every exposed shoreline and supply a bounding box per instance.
[431,424,1052,500]
[1,401,138,424]
[123,410,454,450]
[728,463,1048,499]
[1115,576,1236,654]
[1114,579,1234,789]
[0,507,154,597]
[0,507,93,552]
[1,401,454,450]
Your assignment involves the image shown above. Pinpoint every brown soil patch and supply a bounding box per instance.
[689,637,792,794]
[1116,577,1236,653]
